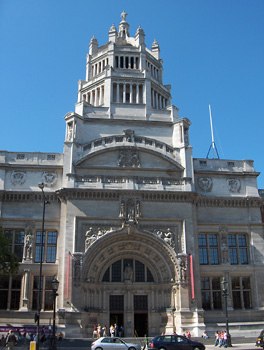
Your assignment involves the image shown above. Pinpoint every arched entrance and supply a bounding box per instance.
[78,225,180,337]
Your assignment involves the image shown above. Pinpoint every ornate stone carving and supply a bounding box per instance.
[84,226,116,251]
[152,228,176,250]
[177,254,188,282]
[11,171,26,185]
[219,226,230,264]
[119,198,141,224]
[227,178,241,193]
[123,129,134,142]
[42,171,57,186]
[73,253,83,286]
[197,177,213,192]
[118,149,140,168]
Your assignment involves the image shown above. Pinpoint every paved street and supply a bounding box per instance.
[0,337,258,350]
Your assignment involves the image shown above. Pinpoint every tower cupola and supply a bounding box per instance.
[118,10,130,39]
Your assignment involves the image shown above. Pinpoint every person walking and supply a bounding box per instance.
[6,330,17,350]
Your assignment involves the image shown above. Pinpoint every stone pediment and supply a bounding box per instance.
[75,146,183,172]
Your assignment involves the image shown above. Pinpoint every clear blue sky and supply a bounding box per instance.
[1,0,264,186]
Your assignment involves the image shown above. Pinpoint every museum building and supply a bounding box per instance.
[0,12,264,337]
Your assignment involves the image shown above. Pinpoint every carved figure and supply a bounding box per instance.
[85,227,97,250]
[24,232,33,260]
[124,264,133,281]
[119,201,125,217]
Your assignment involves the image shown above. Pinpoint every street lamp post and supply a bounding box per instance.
[221,277,232,347]
[51,278,59,350]
[36,183,49,350]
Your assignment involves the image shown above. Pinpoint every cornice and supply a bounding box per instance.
[194,170,260,177]
[197,196,263,208]
[0,190,59,203]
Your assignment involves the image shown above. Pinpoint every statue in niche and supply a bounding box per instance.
[119,200,125,218]
[24,226,33,260]
[219,226,230,264]
[178,255,188,282]
[124,264,133,281]
[67,123,73,141]
[85,227,97,251]
[73,254,82,285]
[127,199,135,221]
[136,200,141,218]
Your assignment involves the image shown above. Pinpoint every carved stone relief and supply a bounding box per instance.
[144,226,181,252]
[84,226,117,251]
[118,149,140,168]
[197,177,213,192]
[42,171,57,187]
[11,171,26,185]
[227,178,241,193]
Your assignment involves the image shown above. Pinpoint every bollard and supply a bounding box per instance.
[30,341,36,350]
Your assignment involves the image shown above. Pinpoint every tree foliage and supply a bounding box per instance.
[0,227,19,275]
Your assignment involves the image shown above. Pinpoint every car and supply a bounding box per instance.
[256,330,264,348]
[91,337,141,350]
[149,335,205,350]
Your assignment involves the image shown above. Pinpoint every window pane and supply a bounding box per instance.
[135,260,144,282]
[14,245,24,261]
[32,291,38,310]
[109,295,124,311]
[45,277,53,290]
[15,231,24,243]
[147,268,154,282]
[102,267,110,282]
[36,232,45,244]
[35,246,44,263]
[47,232,57,244]
[47,246,56,263]
[209,234,218,247]
[10,290,20,310]
[198,235,207,246]
[201,277,210,290]
[228,235,236,247]
[12,276,21,289]
[238,235,247,247]
[232,277,240,289]
[134,295,148,310]
[213,291,222,309]
[233,291,241,309]
[202,291,210,309]
[209,248,219,264]
[4,230,13,243]
[229,248,238,264]
[112,260,121,282]
[242,277,250,289]
[199,248,208,264]
[239,248,248,264]
[212,277,221,290]
[44,291,53,310]
[0,276,10,289]
[243,291,251,309]
[0,291,8,309]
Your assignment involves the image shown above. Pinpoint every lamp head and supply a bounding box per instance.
[52,278,59,292]
[221,276,228,290]
[38,183,44,190]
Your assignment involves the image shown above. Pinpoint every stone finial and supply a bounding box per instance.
[109,23,118,42]
[89,35,98,55]
[151,38,160,59]
[135,25,145,45]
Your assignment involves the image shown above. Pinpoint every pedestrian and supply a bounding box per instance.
[6,330,17,350]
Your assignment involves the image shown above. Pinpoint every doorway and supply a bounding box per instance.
[134,313,148,337]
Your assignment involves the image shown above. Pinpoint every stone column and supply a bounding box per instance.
[130,84,133,103]
[20,269,30,310]
[117,83,120,103]
[123,84,126,103]
[136,84,139,104]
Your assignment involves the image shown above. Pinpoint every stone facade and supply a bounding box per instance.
[0,12,264,337]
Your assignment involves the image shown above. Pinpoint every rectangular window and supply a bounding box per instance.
[228,234,248,265]
[198,234,219,265]
[10,275,22,310]
[112,260,121,282]
[134,295,148,311]
[35,231,57,263]
[135,260,145,282]
[4,230,24,262]
[232,276,251,309]
[201,277,222,310]
[0,276,9,309]
[32,276,54,311]
[109,295,124,311]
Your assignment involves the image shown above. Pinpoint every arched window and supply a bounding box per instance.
[102,259,154,282]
